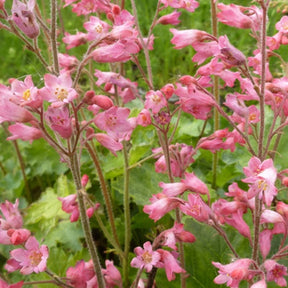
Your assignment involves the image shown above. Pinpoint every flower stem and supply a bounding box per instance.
[85,142,120,249]
[122,140,131,288]
[210,0,219,190]
[50,0,59,75]
[69,153,105,288]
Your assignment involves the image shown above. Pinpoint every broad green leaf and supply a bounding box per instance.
[45,220,84,252]
[112,163,169,206]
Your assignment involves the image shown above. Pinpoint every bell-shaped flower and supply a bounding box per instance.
[9,236,49,274]
[7,123,42,143]
[143,193,184,221]
[94,106,133,141]
[157,11,181,26]
[11,0,39,39]
[0,278,23,288]
[212,258,254,288]
[131,241,161,272]
[10,75,42,108]
[144,90,167,114]
[58,194,79,222]
[39,72,78,105]
[155,249,186,281]
[66,260,95,288]
[264,260,287,287]
[45,105,73,139]
[180,194,211,223]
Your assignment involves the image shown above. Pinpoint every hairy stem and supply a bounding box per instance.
[123,141,131,288]
[50,0,59,75]
[69,153,105,288]
[210,0,219,189]
[85,142,120,248]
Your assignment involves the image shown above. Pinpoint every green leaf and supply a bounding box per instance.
[45,220,84,252]
[112,163,169,206]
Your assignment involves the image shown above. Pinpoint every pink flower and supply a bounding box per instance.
[45,105,73,139]
[90,40,140,63]
[180,194,210,222]
[0,200,27,245]
[264,260,287,287]
[217,3,262,31]
[7,123,42,143]
[161,0,199,13]
[251,280,267,288]
[159,222,196,250]
[83,16,110,41]
[39,72,78,105]
[157,11,181,26]
[58,194,79,222]
[72,0,110,15]
[131,241,160,272]
[9,236,49,274]
[156,249,185,281]
[243,157,277,206]
[143,194,184,221]
[182,172,209,195]
[58,53,79,72]
[102,260,122,288]
[144,90,167,114]
[66,260,95,288]
[136,109,152,127]
[170,28,213,50]
[276,16,288,33]
[10,75,42,108]
[0,97,35,124]
[94,106,133,141]
[0,278,23,288]
[175,82,215,120]
[94,133,123,156]
[212,258,254,287]
[62,32,88,49]
[259,229,273,259]
[12,0,39,39]
[218,35,246,67]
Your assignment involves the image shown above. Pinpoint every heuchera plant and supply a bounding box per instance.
[1,0,288,287]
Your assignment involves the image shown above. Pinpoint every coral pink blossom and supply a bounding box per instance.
[251,280,267,288]
[7,123,42,143]
[12,0,39,39]
[0,97,35,124]
[102,260,122,288]
[157,11,181,26]
[0,278,23,288]
[58,53,79,72]
[276,16,288,33]
[144,90,167,114]
[10,75,42,108]
[83,16,110,41]
[136,109,152,127]
[159,222,196,250]
[94,133,123,156]
[217,3,262,31]
[156,249,186,281]
[143,194,184,221]
[170,28,213,50]
[0,200,26,245]
[212,258,254,287]
[161,0,199,13]
[94,106,133,141]
[90,40,140,63]
[58,194,79,222]
[62,32,87,49]
[40,72,78,105]
[218,35,246,67]
[131,241,160,272]
[66,260,95,288]
[243,157,277,206]
[45,105,73,139]
[180,194,210,222]
[9,236,49,274]
[264,260,287,287]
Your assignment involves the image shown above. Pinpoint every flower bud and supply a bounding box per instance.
[12,0,40,39]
